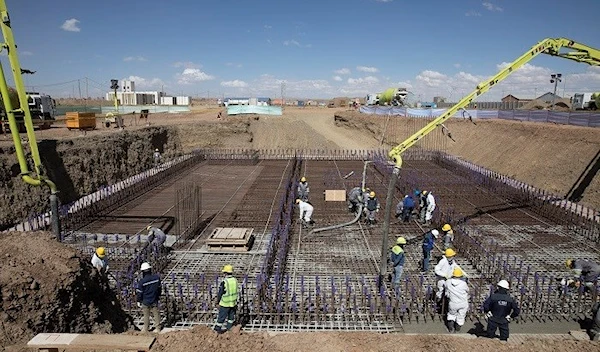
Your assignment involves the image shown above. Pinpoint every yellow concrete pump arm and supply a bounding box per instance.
[388,37,600,168]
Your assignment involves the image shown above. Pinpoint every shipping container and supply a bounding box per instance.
[175,96,190,105]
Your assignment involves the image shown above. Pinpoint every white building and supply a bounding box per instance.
[106,80,191,106]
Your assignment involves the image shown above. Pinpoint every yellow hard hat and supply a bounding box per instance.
[396,237,407,245]
[565,259,573,268]
[300,177,307,182]
[369,191,375,197]
[442,224,452,232]
[222,264,233,273]
[445,248,456,257]
[452,267,463,277]
[296,199,301,204]
[96,247,106,258]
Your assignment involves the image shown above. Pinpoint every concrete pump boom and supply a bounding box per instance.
[378,37,600,288]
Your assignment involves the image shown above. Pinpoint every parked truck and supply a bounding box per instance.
[1,89,55,132]
[572,92,599,110]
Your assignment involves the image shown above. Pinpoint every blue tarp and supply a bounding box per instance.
[227,105,282,116]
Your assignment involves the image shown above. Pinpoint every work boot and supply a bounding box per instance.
[446,320,455,333]
[454,322,461,332]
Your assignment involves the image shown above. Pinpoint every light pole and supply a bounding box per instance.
[550,73,562,110]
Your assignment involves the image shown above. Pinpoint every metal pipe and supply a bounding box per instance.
[379,166,399,289]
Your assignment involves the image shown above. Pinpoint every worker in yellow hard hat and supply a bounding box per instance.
[441,224,454,249]
[91,247,109,275]
[215,264,239,334]
[365,191,380,225]
[390,237,407,292]
[434,248,463,301]
[445,267,470,333]
[298,177,310,201]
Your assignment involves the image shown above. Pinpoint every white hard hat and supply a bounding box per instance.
[140,262,151,271]
[155,149,159,152]
[497,280,510,289]
[431,229,439,238]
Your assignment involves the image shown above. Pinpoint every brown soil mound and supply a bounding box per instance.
[0,232,132,349]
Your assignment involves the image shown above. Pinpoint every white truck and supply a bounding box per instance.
[366,93,380,106]
[26,92,56,120]
[572,92,599,110]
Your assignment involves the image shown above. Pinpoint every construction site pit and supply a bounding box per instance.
[57,148,600,334]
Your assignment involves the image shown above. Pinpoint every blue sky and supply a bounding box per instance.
[4,0,600,100]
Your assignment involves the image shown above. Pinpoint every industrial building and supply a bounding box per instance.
[105,80,191,106]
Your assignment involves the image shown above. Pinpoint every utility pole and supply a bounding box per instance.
[550,73,562,110]
[78,79,82,99]
[85,77,89,99]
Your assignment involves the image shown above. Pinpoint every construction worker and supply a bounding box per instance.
[347,186,364,214]
[365,191,380,225]
[484,280,520,341]
[296,199,314,227]
[417,190,427,223]
[215,264,239,334]
[146,225,167,248]
[91,247,109,275]
[420,190,436,225]
[421,229,439,272]
[390,237,407,292]
[136,262,162,333]
[566,259,600,289]
[396,195,415,222]
[445,267,469,333]
[434,248,461,301]
[441,224,454,249]
[591,302,600,341]
[297,177,310,201]
[153,149,162,167]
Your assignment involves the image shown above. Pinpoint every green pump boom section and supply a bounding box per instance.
[388,37,600,168]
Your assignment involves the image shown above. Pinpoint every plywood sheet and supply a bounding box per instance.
[325,190,346,201]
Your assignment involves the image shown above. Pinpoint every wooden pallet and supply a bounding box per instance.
[27,333,155,352]
[206,227,254,252]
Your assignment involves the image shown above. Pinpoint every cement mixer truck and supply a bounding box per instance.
[572,92,599,110]
[365,88,409,106]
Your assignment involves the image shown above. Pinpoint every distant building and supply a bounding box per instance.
[535,92,562,104]
[501,94,520,103]
[105,79,187,105]
[433,96,446,104]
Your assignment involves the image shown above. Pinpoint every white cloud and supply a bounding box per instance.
[284,40,300,47]
[225,62,243,68]
[123,56,147,62]
[465,11,482,17]
[21,51,33,56]
[335,68,351,75]
[124,75,164,89]
[264,25,272,29]
[454,63,461,68]
[173,61,199,69]
[333,76,343,82]
[221,80,248,88]
[357,66,379,73]
[347,76,379,85]
[61,18,81,32]
[482,2,503,12]
[176,68,215,85]
[376,0,393,2]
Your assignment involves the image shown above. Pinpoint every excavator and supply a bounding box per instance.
[377,37,600,286]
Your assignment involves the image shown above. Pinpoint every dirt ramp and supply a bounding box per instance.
[0,232,132,348]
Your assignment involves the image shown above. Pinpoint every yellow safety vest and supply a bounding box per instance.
[392,246,404,255]
[219,277,239,307]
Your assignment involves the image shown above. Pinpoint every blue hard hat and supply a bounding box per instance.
[414,189,421,195]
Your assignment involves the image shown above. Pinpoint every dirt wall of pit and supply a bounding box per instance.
[0,127,182,230]
[334,111,600,209]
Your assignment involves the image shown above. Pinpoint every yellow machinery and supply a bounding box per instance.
[0,0,60,236]
[378,38,600,285]
[105,79,123,128]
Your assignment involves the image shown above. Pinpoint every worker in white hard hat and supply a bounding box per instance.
[483,280,520,341]
[296,198,315,228]
[136,262,162,333]
[297,177,310,201]
[153,148,162,167]
[421,229,439,272]
[390,237,407,293]
[91,247,109,275]
[445,267,470,333]
[146,225,167,248]
[215,264,239,334]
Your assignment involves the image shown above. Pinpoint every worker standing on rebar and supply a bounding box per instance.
[441,224,454,249]
[423,190,436,225]
[435,248,460,301]
[215,264,238,334]
[91,247,109,275]
[146,225,167,248]
[365,191,380,225]
[153,148,162,167]
[390,237,407,293]
[566,258,600,289]
[347,186,364,214]
[484,280,520,342]
[396,195,415,222]
[136,262,162,333]
[417,190,427,223]
[296,199,315,227]
[445,267,469,333]
[297,177,310,201]
[421,229,439,273]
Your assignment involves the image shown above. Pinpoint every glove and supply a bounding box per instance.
[505,315,511,322]
[137,302,142,308]
[485,311,493,319]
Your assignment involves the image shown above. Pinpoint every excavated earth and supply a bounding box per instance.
[1,107,599,351]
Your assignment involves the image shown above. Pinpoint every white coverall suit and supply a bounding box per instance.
[434,256,461,300]
[425,192,436,222]
[445,277,470,327]
[297,200,314,223]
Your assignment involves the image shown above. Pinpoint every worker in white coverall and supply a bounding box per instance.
[423,190,436,225]
[146,226,167,247]
[296,199,314,227]
[435,248,462,301]
[445,267,470,333]
[91,247,109,275]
